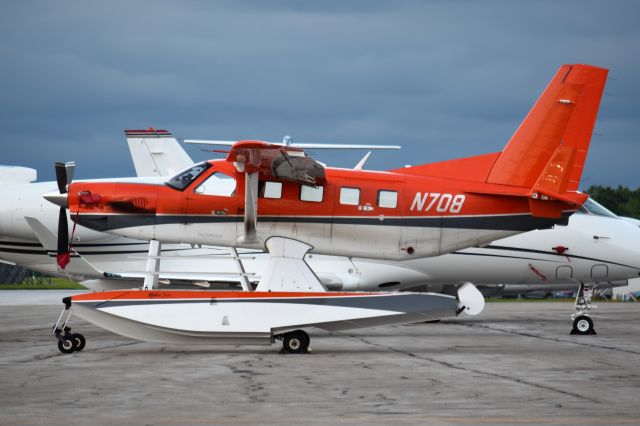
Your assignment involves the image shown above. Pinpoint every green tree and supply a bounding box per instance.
[585,185,640,219]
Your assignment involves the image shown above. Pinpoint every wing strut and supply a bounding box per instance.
[240,171,259,245]
[230,247,252,292]
[143,240,162,290]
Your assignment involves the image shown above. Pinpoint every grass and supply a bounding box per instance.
[0,277,87,290]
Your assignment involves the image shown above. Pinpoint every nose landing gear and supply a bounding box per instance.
[53,298,86,354]
[570,283,597,335]
[54,327,86,354]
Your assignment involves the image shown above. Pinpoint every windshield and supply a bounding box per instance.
[578,198,618,218]
[165,162,211,191]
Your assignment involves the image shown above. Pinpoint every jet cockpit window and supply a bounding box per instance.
[166,162,211,191]
[578,198,618,218]
[194,172,236,197]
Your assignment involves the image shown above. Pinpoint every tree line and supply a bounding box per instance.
[585,186,640,219]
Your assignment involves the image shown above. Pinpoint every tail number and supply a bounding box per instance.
[410,193,465,213]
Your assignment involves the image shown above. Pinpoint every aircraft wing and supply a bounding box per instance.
[25,216,259,285]
[0,166,37,185]
[24,216,104,277]
[103,271,256,283]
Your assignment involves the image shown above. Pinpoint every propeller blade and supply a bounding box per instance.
[56,208,70,269]
[65,162,76,184]
[54,161,75,194]
[55,162,67,194]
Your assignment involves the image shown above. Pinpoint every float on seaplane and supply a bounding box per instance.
[47,64,608,354]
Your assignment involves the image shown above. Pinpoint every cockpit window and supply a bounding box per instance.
[578,198,618,218]
[165,162,211,191]
[194,172,236,197]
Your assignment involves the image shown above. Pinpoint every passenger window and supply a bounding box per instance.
[340,187,360,206]
[378,190,398,208]
[261,181,282,199]
[194,172,236,197]
[300,185,324,202]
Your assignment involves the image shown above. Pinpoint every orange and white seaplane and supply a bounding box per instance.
[47,64,608,354]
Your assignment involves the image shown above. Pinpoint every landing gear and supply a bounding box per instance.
[570,282,597,335]
[54,327,86,354]
[52,300,87,354]
[70,333,86,351]
[572,315,594,335]
[278,330,310,354]
[57,337,75,354]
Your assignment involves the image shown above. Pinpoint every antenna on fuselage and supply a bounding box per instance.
[354,151,372,170]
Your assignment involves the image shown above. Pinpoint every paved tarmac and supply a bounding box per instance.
[0,291,639,425]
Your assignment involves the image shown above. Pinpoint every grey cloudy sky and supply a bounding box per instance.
[1,1,638,187]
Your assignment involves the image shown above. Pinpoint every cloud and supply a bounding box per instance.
[0,0,638,187]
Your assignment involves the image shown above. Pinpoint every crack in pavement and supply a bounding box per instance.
[350,335,601,404]
[456,322,640,356]
[13,341,139,364]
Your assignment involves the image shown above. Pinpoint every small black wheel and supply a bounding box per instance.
[282,330,310,354]
[573,315,594,335]
[58,339,75,354]
[70,333,86,351]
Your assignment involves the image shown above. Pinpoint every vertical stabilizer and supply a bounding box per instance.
[486,64,608,192]
[125,128,193,177]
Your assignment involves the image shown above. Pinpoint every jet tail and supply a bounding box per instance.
[125,128,194,177]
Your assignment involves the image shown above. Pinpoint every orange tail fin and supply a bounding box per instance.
[391,64,608,199]
[487,64,608,192]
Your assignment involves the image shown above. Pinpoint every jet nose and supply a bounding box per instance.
[43,191,68,208]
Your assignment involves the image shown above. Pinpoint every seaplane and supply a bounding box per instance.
[46,64,608,354]
[2,145,637,341]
